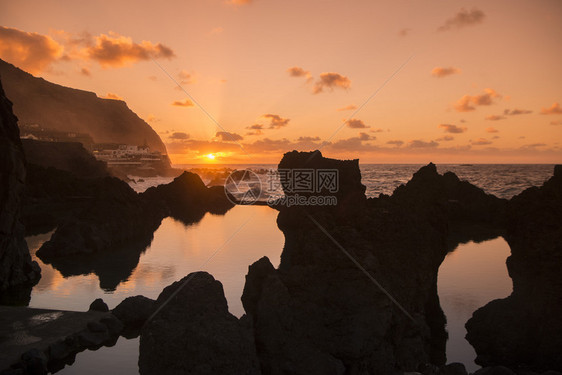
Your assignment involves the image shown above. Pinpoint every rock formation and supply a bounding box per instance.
[0,78,40,295]
[139,272,260,375]
[466,165,562,372]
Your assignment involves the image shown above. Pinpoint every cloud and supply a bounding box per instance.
[209,27,224,36]
[297,136,321,142]
[431,67,461,78]
[438,8,486,32]
[85,32,175,68]
[262,114,290,129]
[172,99,194,107]
[408,140,439,148]
[437,135,454,142]
[540,102,562,115]
[80,67,91,76]
[0,26,64,74]
[387,140,404,147]
[215,131,243,142]
[438,123,467,133]
[398,28,412,37]
[177,70,193,85]
[504,108,532,115]
[313,72,351,94]
[485,115,506,121]
[148,75,158,81]
[471,138,493,146]
[337,104,357,111]
[169,132,190,140]
[370,128,384,133]
[145,114,160,123]
[103,92,122,100]
[359,132,375,141]
[454,88,501,112]
[551,120,562,126]
[225,0,252,5]
[486,127,499,133]
[346,118,369,129]
[287,66,310,79]
[246,124,264,136]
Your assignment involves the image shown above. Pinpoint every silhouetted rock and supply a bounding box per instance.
[242,153,450,374]
[142,171,234,224]
[21,139,108,179]
[0,78,40,294]
[112,295,156,332]
[36,177,164,258]
[466,165,562,372]
[88,298,109,312]
[139,272,260,375]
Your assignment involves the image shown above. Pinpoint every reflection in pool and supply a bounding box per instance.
[28,205,284,317]
[438,237,512,372]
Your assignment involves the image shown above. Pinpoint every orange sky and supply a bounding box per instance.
[1,0,561,164]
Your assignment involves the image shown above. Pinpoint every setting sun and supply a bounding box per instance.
[206,153,216,160]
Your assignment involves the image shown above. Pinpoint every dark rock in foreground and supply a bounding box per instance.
[112,295,156,335]
[466,165,562,372]
[139,272,260,375]
[0,78,40,293]
[142,171,234,224]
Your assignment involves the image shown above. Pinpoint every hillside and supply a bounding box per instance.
[0,59,167,154]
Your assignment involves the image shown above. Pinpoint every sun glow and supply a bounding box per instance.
[206,153,216,160]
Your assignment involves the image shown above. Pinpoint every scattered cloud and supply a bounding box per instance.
[504,108,532,116]
[437,135,454,142]
[148,75,158,81]
[337,104,357,111]
[215,131,243,142]
[431,66,460,78]
[485,115,506,121]
[103,92,122,100]
[262,114,290,129]
[346,118,369,129]
[408,140,439,148]
[438,123,467,133]
[145,114,160,123]
[313,72,351,94]
[172,99,194,107]
[209,27,224,36]
[85,32,175,68]
[359,132,375,141]
[454,88,501,112]
[287,66,310,79]
[246,124,264,136]
[520,143,547,150]
[177,70,193,85]
[551,120,562,126]
[438,8,486,32]
[80,67,91,76]
[486,127,499,133]
[387,140,404,147]
[398,28,412,37]
[225,0,252,5]
[169,132,190,140]
[370,128,384,133]
[0,26,64,74]
[471,138,492,146]
[297,136,321,142]
[540,102,562,115]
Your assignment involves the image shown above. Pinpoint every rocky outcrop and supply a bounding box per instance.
[139,272,260,375]
[241,151,450,374]
[112,295,156,335]
[466,165,562,372]
[142,171,234,224]
[36,176,165,258]
[21,139,109,179]
[0,78,40,293]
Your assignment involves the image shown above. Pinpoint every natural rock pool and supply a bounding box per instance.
[26,205,513,374]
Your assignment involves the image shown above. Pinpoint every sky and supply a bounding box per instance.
[1,0,561,164]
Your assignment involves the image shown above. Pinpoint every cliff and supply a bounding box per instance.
[0,59,166,154]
